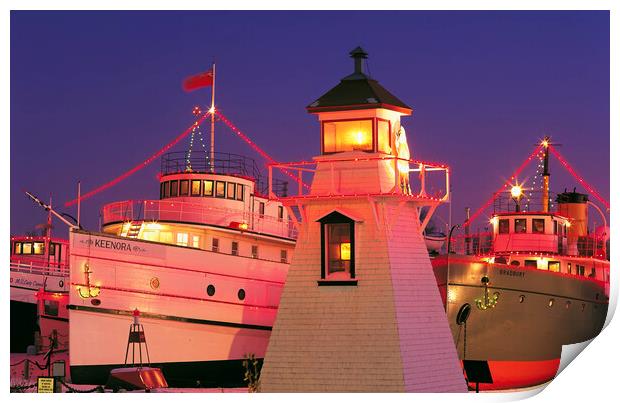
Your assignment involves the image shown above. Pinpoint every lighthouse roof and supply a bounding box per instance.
[306,47,412,115]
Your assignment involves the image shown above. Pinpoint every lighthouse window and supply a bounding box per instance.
[162,181,170,199]
[514,219,527,233]
[532,219,545,234]
[203,180,214,196]
[179,180,190,196]
[498,219,509,234]
[215,181,226,198]
[322,119,373,153]
[227,182,236,199]
[236,184,244,201]
[170,180,179,197]
[191,180,202,196]
[318,211,356,281]
[377,119,391,154]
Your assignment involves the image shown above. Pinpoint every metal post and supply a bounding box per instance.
[210,63,216,173]
[446,224,461,313]
[77,181,81,229]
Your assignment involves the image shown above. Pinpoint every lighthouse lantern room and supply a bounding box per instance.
[259,48,466,392]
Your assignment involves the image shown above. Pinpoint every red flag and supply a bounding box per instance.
[183,69,214,92]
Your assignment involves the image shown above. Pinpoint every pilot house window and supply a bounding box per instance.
[498,219,509,234]
[532,219,545,234]
[319,211,355,280]
[514,219,527,233]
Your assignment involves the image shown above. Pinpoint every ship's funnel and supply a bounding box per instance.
[556,190,588,255]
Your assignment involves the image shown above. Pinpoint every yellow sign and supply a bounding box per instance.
[340,242,351,261]
[37,377,55,393]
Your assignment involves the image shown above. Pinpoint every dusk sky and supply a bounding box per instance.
[10,11,610,236]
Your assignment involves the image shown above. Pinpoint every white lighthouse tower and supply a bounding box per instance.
[259,47,466,392]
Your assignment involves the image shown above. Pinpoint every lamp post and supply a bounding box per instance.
[510,185,523,212]
[446,224,460,313]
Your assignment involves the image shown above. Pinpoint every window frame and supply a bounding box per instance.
[215,181,226,198]
[212,238,219,252]
[191,180,202,196]
[236,183,244,201]
[514,218,527,234]
[170,180,179,197]
[498,219,509,234]
[532,218,545,234]
[376,117,392,154]
[231,241,239,256]
[179,180,190,196]
[203,180,214,197]
[318,211,356,281]
[321,118,375,154]
[227,182,236,200]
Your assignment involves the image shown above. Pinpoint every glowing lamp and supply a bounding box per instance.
[565,220,571,228]
[340,242,351,261]
[510,185,523,199]
[229,221,249,231]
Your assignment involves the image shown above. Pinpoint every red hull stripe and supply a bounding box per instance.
[467,359,560,391]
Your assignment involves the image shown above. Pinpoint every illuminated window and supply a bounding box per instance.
[13,242,22,254]
[170,181,178,197]
[318,211,355,280]
[179,180,189,196]
[191,180,201,196]
[227,182,236,199]
[192,235,200,248]
[236,184,244,201]
[22,243,33,254]
[514,219,526,233]
[499,219,509,234]
[215,181,226,198]
[160,232,173,244]
[568,263,572,274]
[280,249,288,263]
[278,206,284,222]
[176,233,189,247]
[532,219,545,234]
[33,242,45,255]
[49,243,56,256]
[232,241,239,256]
[524,260,537,268]
[212,238,219,252]
[251,245,258,259]
[322,119,373,153]
[203,180,214,196]
[162,181,170,199]
[142,231,159,242]
[377,119,391,154]
[548,261,560,272]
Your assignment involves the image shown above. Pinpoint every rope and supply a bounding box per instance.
[10,382,38,392]
[58,379,104,393]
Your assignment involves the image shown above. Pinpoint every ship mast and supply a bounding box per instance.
[542,136,550,212]
[210,62,216,173]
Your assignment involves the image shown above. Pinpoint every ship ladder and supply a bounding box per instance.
[126,222,143,239]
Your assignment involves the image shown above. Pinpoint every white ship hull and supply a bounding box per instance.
[68,230,288,387]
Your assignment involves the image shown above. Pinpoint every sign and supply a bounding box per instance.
[37,377,55,393]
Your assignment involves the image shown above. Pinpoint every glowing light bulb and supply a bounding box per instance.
[356,131,363,144]
[511,185,523,198]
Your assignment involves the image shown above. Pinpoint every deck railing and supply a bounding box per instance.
[10,260,69,277]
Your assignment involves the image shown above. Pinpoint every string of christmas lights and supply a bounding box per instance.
[64,110,212,207]
[548,145,610,210]
[464,144,544,228]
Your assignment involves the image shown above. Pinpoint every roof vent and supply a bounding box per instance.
[349,46,368,75]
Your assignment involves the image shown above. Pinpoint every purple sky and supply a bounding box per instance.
[10,11,609,236]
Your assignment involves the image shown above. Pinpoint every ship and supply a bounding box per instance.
[68,150,296,387]
[10,234,69,352]
[432,138,610,390]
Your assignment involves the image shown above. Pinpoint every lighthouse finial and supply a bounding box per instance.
[349,46,368,74]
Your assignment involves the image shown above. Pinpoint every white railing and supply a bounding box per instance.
[10,260,69,277]
[102,199,297,239]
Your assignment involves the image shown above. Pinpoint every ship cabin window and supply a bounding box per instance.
[278,206,284,222]
[322,119,373,154]
[532,219,545,234]
[192,235,200,248]
[524,260,537,268]
[160,232,173,244]
[179,180,190,196]
[236,184,244,201]
[33,242,45,255]
[577,265,585,276]
[280,249,288,263]
[553,220,558,235]
[44,300,59,317]
[163,181,170,199]
[203,180,214,196]
[191,180,201,196]
[498,219,509,234]
[176,233,189,247]
[231,241,239,256]
[548,261,560,272]
[589,268,596,278]
[22,242,33,255]
[170,180,179,197]
[259,202,265,218]
[48,243,56,256]
[13,242,22,254]
[227,182,236,199]
[568,263,572,274]
[251,245,259,259]
[319,211,356,280]
[377,119,391,154]
[212,238,219,252]
[215,181,226,198]
[514,219,527,234]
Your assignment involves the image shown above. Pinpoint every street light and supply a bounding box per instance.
[510,185,523,212]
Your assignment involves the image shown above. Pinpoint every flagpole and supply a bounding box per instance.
[210,62,216,173]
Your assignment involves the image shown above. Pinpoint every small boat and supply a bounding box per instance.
[424,232,446,252]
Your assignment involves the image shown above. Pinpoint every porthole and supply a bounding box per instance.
[206,284,215,296]
[548,298,554,307]
[91,299,101,306]
[150,277,160,290]
[519,295,525,303]
[565,301,571,309]
[237,289,246,301]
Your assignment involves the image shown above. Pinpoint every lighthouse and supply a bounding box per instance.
[259,47,466,392]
